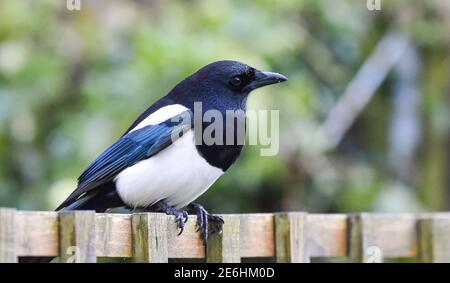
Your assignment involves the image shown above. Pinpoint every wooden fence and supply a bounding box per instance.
[0,208,449,263]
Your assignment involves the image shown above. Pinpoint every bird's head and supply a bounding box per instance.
[194,60,288,95]
[170,60,287,109]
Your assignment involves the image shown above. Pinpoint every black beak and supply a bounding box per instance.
[244,70,288,92]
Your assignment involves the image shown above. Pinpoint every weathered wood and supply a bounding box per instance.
[13,212,276,259]
[16,211,59,256]
[349,213,418,262]
[275,212,308,263]
[207,215,240,263]
[240,214,275,258]
[59,211,96,263]
[96,213,132,257]
[1,210,437,262]
[370,214,417,258]
[349,213,379,263]
[307,214,348,258]
[168,215,205,259]
[419,214,450,263]
[132,213,168,263]
[0,208,17,263]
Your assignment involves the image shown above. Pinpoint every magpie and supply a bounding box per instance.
[42,61,286,253]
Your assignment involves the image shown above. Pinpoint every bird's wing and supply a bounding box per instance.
[56,110,193,210]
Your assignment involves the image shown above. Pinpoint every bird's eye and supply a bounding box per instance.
[230,76,242,87]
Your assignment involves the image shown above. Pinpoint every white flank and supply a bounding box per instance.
[129,104,189,133]
[114,130,224,209]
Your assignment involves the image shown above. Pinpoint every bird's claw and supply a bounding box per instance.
[187,203,224,244]
[208,214,224,235]
[145,201,188,236]
[183,210,189,223]
[174,210,189,235]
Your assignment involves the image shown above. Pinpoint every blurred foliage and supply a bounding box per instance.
[0,0,449,213]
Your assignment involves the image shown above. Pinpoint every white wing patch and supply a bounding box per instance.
[129,104,189,133]
[114,131,224,209]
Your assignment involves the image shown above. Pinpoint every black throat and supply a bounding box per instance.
[192,99,247,172]
[194,116,246,172]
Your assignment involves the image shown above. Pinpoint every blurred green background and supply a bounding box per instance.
[0,0,449,214]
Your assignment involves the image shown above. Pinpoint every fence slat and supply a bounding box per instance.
[348,213,383,263]
[419,215,450,263]
[240,214,275,258]
[59,211,96,263]
[307,214,348,258]
[349,214,418,262]
[16,211,59,257]
[168,215,205,259]
[349,214,372,263]
[275,212,308,263]
[0,208,17,263]
[207,215,240,263]
[132,213,168,263]
[96,213,132,258]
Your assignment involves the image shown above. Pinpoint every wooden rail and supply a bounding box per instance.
[0,208,450,263]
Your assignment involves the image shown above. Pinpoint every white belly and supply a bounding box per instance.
[114,130,223,209]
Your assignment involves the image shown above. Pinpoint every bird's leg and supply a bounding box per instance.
[186,203,224,244]
[145,201,188,235]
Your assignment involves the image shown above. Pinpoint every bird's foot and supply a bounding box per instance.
[187,203,224,244]
[145,201,188,235]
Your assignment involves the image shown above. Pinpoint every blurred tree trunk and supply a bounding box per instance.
[419,52,450,210]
